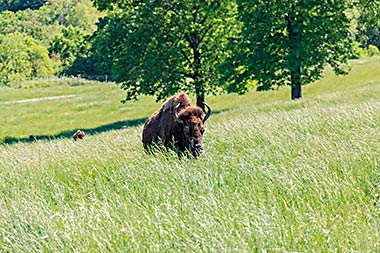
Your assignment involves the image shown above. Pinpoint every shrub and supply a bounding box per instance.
[367,45,380,56]
[0,33,54,86]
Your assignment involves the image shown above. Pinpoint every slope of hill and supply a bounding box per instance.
[1,57,379,142]
[0,57,379,251]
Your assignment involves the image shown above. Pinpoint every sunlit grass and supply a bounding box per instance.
[1,57,379,141]
[0,57,379,251]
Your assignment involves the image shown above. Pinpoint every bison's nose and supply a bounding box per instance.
[195,143,203,149]
[192,144,203,154]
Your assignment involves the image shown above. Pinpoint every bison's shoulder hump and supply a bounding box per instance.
[161,93,192,113]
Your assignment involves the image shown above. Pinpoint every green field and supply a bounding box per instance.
[0,57,380,251]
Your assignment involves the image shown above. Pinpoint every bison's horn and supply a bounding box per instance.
[203,102,211,123]
[174,103,183,124]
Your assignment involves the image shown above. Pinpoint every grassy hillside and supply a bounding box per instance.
[0,57,379,251]
[1,58,380,143]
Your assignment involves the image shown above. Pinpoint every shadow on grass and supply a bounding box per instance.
[1,108,229,145]
[2,117,147,145]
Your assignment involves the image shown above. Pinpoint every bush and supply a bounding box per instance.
[351,42,380,58]
[351,42,367,59]
[0,33,54,86]
[367,45,380,56]
[11,77,102,88]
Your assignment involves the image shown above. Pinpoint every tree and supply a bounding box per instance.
[221,0,353,100]
[68,17,114,79]
[49,26,89,74]
[354,0,380,48]
[66,0,103,33]
[0,33,31,85]
[0,8,61,46]
[0,0,47,12]
[27,38,55,78]
[0,33,53,85]
[92,0,239,109]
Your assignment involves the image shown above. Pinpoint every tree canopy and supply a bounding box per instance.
[0,0,379,101]
[91,0,239,108]
[0,0,48,12]
[354,0,380,49]
[49,26,90,74]
[220,0,353,100]
[0,0,101,85]
[0,33,53,85]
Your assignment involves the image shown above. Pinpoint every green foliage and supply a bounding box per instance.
[352,43,380,58]
[354,0,380,48]
[0,33,53,85]
[368,45,380,56]
[1,56,379,142]
[221,0,353,99]
[66,0,103,33]
[0,57,380,251]
[351,42,368,58]
[0,0,47,12]
[49,26,90,74]
[92,0,239,105]
[28,41,55,78]
[0,0,102,80]
[67,17,114,78]
[0,0,100,46]
[11,77,100,88]
[0,10,61,46]
[0,33,31,85]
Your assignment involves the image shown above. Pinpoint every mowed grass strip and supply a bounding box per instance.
[0,83,155,141]
[0,67,379,252]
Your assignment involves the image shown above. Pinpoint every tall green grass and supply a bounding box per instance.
[0,57,379,251]
[1,57,379,141]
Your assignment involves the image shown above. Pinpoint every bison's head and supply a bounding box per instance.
[174,103,211,157]
[73,130,85,141]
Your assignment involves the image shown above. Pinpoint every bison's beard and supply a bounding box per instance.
[191,146,203,157]
[182,139,203,158]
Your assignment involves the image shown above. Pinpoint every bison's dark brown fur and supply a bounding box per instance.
[73,130,85,141]
[142,93,211,157]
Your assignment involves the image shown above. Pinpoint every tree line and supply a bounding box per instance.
[0,0,101,85]
[0,0,379,104]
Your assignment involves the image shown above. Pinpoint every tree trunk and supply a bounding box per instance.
[291,83,302,100]
[196,93,205,111]
[286,4,302,100]
[190,31,205,111]
[291,65,302,100]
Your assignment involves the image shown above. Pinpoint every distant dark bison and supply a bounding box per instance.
[73,130,85,141]
[142,93,211,157]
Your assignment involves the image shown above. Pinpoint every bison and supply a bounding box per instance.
[142,93,211,157]
[29,135,37,141]
[73,130,85,141]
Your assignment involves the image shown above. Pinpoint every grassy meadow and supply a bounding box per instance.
[0,57,380,251]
